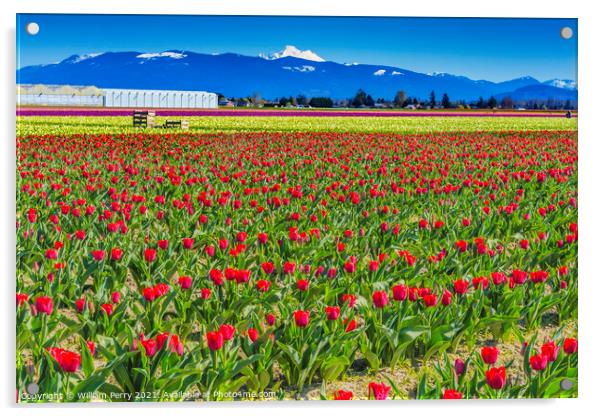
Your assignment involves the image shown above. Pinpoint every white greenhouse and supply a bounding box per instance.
[103,88,218,109]
[17,84,104,106]
[17,84,218,109]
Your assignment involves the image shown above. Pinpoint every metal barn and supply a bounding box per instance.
[103,89,218,109]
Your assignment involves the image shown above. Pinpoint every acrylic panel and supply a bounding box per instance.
[16,14,578,403]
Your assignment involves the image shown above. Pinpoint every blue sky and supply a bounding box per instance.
[16,14,577,82]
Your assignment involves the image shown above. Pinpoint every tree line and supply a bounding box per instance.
[218,90,576,110]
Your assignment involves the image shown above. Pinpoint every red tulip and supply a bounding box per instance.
[206,331,224,351]
[257,232,268,244]
[325,306,340,320]
[563,338,578,354]
[144,248,157,262]
[16,293,28,307]
[219,324,236,341]
[485,366,506,389]
[481,346,499,364]
[342,293,356,307]
[86,340,95,356]
[101,303,113,316]
[247,328,259,342]
[182,238,194,249]
[333,390,353,400]
[541,341,559,362]
[441,289,452,306]
[139,337,158,357]
[261,262,275,275]
[75,298,85,313]
[111,291,121,304]
[392,284,407,301]
[178,276,192,289]
[453,279,469,295]
[48,347,81,372]
[442,389,462,399]
[142,287,156,302]
[209,269,224,286]
[530,353,548,371]
[368,382,390,400]
[35,296,53,315]
[283,261,296,275]
[343,260,356,273]
[491,272,507,286]
[423,294,437,307]
[110,247,123,261]
[372,291,388,308]
[455,240,468,252]
[294,310,310,327]
[156,333,184,356]
[256,279,271,292]
[344,318,357,332]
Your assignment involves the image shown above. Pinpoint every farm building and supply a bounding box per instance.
[17,84,104,106]
[16,84,218,109]
[103,88,218,108]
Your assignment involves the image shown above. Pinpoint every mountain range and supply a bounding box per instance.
[16,45,577,102]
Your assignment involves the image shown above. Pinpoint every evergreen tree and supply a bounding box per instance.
[393,90,407,108]
[441,93,451,108]
[352,89,367,107]
[296,95,308,106]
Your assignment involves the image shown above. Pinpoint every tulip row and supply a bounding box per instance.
[16,130,577,401]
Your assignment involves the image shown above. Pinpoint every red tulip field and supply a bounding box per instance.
[16,125,578,401]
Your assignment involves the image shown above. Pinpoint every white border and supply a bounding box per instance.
[3,1,601,416]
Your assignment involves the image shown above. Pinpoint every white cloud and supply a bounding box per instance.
[373,69,386,76]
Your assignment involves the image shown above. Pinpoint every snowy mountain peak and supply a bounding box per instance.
[261,45,325,62]
[136,51,188,60]
[61,53,104,64]
[544,79,577,90]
